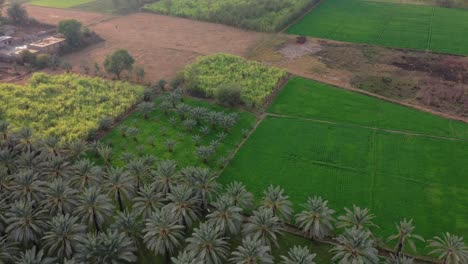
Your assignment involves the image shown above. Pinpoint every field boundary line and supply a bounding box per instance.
[426,6,435,51]
[266,113,467,141]
[376,5,396,42]
[279,0,326,33]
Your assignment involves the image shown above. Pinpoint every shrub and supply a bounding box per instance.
[34,54,50,69]
[216,83,243,107]
[99,116,114,131]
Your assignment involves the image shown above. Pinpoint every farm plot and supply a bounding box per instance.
[287,0,468,55]
[220,77,468,252]
[29,0,95,8]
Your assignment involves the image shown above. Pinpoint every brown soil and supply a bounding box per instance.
[26,6,265,83]
[25,5,112,26]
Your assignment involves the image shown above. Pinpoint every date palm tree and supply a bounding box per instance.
[428,233,468,264]
[104,167,134,211]
[10,169,44,202]
[137,102,155,120]
[99,230,137,264]
[15,151,44,172]
[14,127,35,153]
[186,222,229,264]
[230,236,273,264]
[143,207,185,263]
[40,156,74,180]
[42,214,86,260]
[132,183,164,218]
[385,254,414,264]
[97,145,113,168]
[261,185,292,221]
[295,196,335,240]
[242,208,284,247]
[14,246,56,264]
[67,139,89,160]
[110,210,143,242]
[71,159,102,189]
[75,187,114,233]
[331,227,379,264]
[165,185,200,231]
[39,136,62,158]
[41,178,77,216]
[225,181,254,210]
[153,160,180,195]
[171,251,203,264]
[5,199,47,246]
[388,219,424,257]
[281,245,316,264]
[0,235,18,263]
[337,205,378,231]
[207,195,243,237]
[186,167,220,212]
[126,158,150,191]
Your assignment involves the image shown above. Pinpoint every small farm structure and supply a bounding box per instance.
[0,36,13,48]
[28,36,66,53]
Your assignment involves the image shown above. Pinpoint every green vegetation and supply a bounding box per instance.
[0,73,143,141]
[143,0,319,32]
[29,0,95,8]
[221,77,468,254]
[287,0,468,55]
[100,95,256,169]
[182,54,286,108]
[74,0,147,14]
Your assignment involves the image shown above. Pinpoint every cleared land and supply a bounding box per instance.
[221,77,468,252]
[29,0,95,8]
[25,4,112,25]
[287,0,468,55]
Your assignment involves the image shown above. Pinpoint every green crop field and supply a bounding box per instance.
[29,0,95,8]
[287,0,468,55]
[220,77,468,253]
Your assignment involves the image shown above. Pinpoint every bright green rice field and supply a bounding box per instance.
[220,77,468,254]
[287,0,468,55]
[29,0,95,8]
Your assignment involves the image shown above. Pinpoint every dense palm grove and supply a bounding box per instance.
[0,117,468,263]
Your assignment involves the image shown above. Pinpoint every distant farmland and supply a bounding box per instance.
[287,0,468,55]
[220,77,468,251]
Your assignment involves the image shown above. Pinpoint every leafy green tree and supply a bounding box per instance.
[337,205,378,231]
[165,185,200,231]
[262,185,293,221]
[225,181,254,210]
[104,167,134,211]
[230,236,273,264]
[7,3,27,25]
[42,214,86,260]
[388,219,424,257]
[295,196,335,240]
[207,195,243,236]
[14,247,56,264]
[331,227,379,264]
[104,49,135,79]
[41,178,77,216]
[5,199,47,246]
[281,246,316,264]
[428,233,468,264]
[186,222,229,264]
[242,208,284,247]
[132,183,164,218]
[75,187,114,233]
[143,207,185,263]
[58,19,82,47]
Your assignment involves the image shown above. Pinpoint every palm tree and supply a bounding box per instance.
[185,167,220,212]
[230,236,273,264]
[242,208,284,247]
[171,251,204,264]
[40,156,74,180]
[331,227,379,264]
[165,185,200,231]
[337,205,378,230]
[143,207,185,263]
[75,187,114,233]
[132,183,164,218]
[14,127,35,153]
[79,230,137,264]
[388,219,424,257]
[71,159,102,189]
[153,160,180,195]
[262,185,293,221]
[104,167,134,211]
[42,214,86,260]
[10,169,44,202]
[0,235,18,263]
[295,196,335,240]
[206,195,243,236]
[281,246,316,264]
[41,178,77,216]
[385,254,414,264]
[5,199,47,246]
[14,247,56,264]
[97,145,113,168]
[67,139,89,159]
[15,150,44,172]
[137,102,155,119]
[225,182,254,210]
[186,222,229,264]
[76,232,100,263]
[0,120,10,142]
[428,233,468,264]
[110,210,143,242]
[126,158,150,191]
[39,136,62,158]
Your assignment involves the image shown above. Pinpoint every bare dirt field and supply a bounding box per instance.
[25,5,112,25]
[26,6,265,83]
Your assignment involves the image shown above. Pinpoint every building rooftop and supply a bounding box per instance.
[29,36,65,48]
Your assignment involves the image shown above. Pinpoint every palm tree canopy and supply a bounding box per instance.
[0,235,18,264]
[42,214,86,259]
[206,195,243,237]
[331,227,379,264]
[388,218,424,253]
[165,185,200,228]
[5,199,47,245]
[242,208,284,248]
[261,185,293,221]
[230,236,273,264]
[428,233,468,264]
[337,205,378,231]
[281,245,316,264]
[385,254,414,264]
[185,222,229,264]
[75,187,114,231]
[132,183,164,218]
[15,246,57,264]
[295,196,335,240]
[41,178,77,216]
[171,251,204,264]
[153,160,180,195]
[110,210,143,240]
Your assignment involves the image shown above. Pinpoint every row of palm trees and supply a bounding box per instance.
[0,123,467,264]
